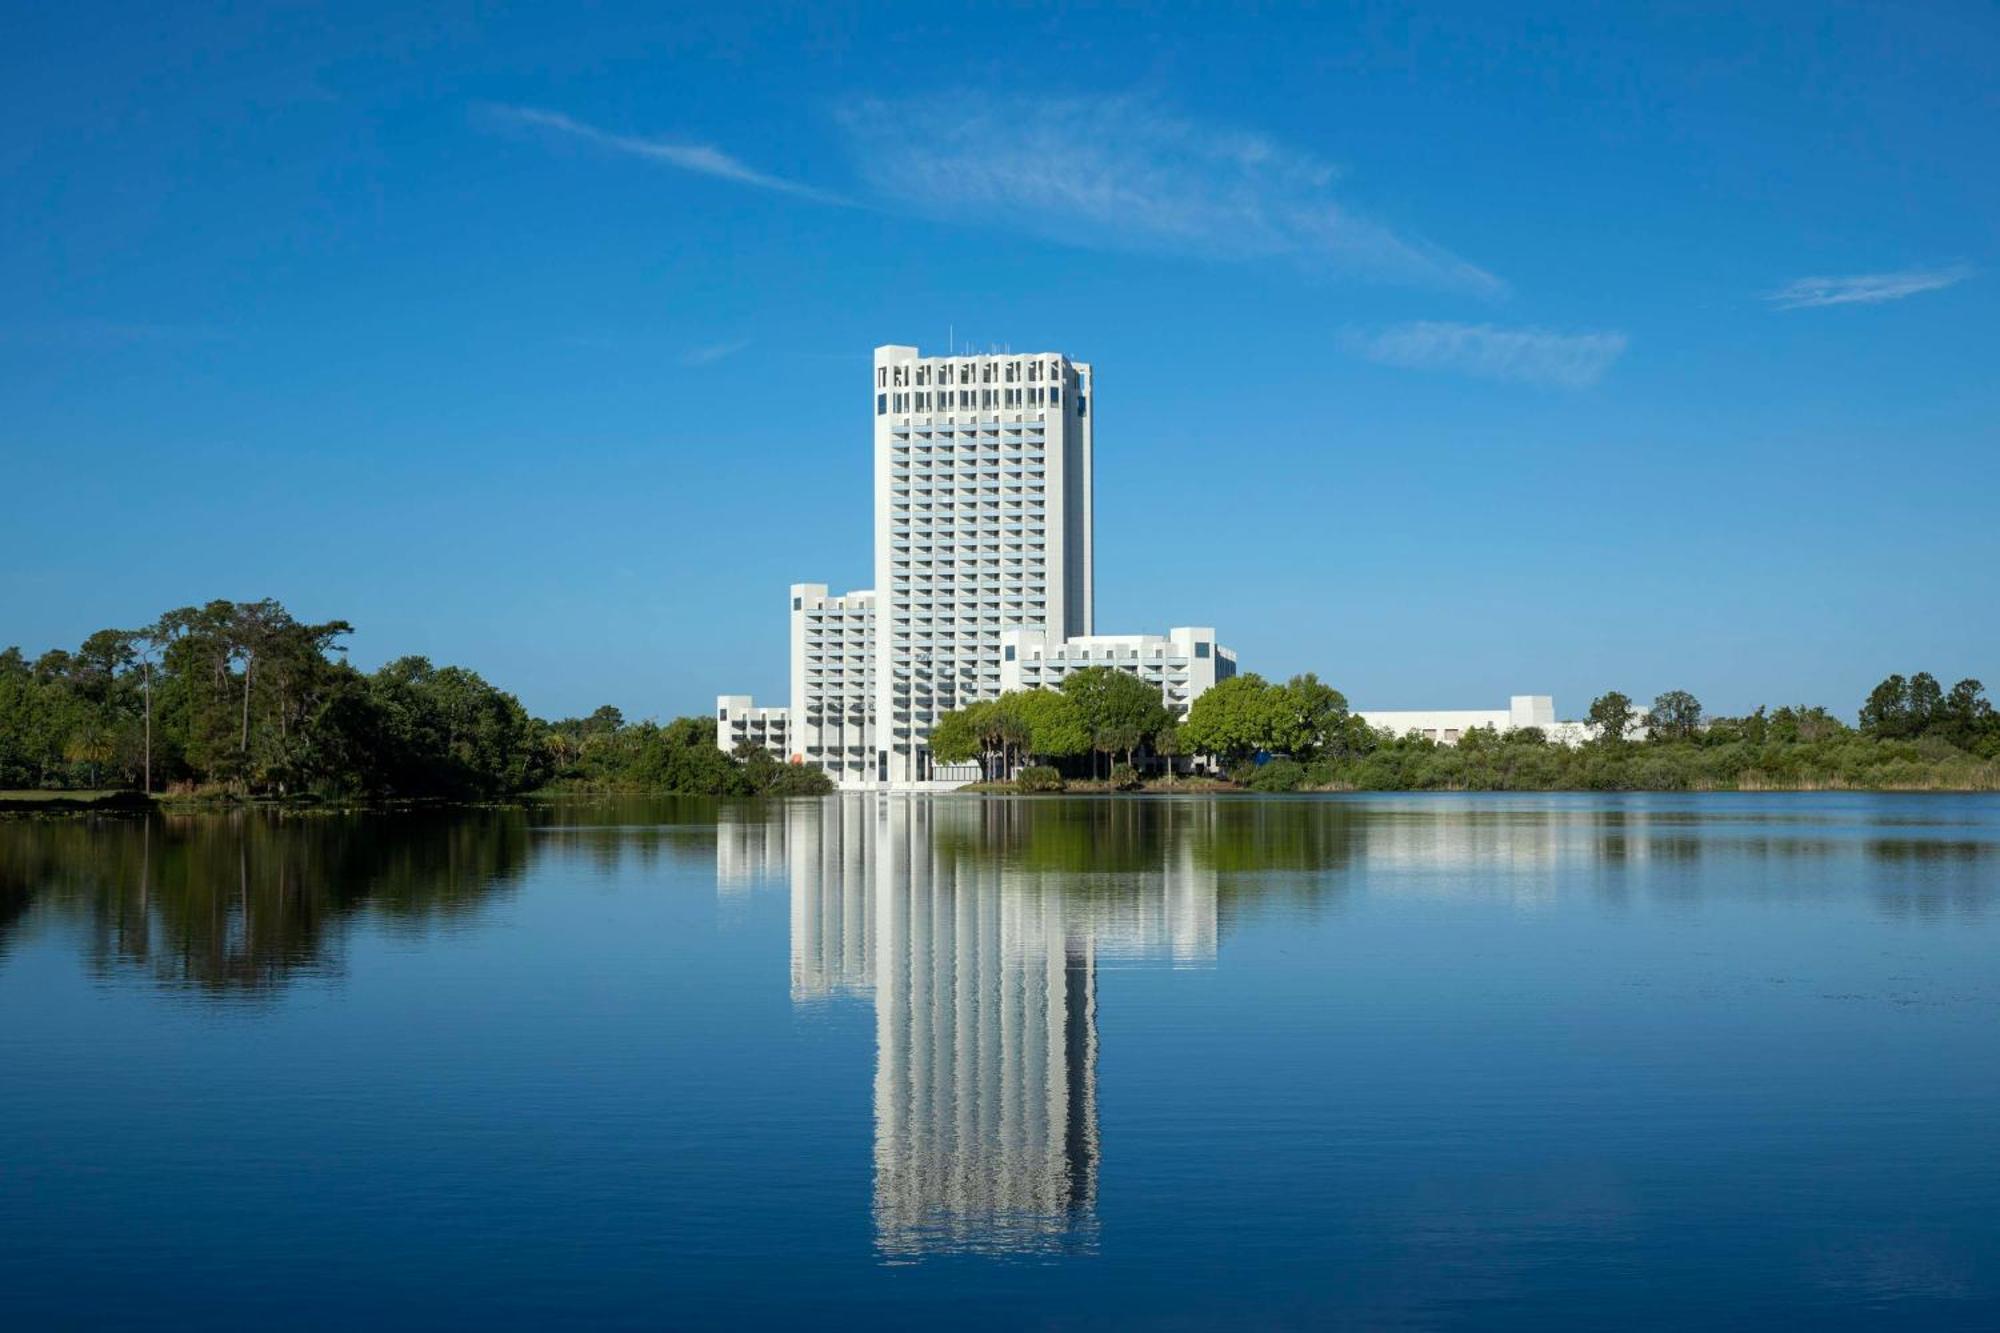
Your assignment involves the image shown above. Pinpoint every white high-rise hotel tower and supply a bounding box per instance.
[720,343,1236,787]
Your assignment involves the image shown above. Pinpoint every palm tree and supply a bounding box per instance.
[65,720,117,789]
[1155,721,1183,784]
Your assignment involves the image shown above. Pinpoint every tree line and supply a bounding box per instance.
[925,669,2000,792]
[7,600,1991,798]
[0,600,831,799]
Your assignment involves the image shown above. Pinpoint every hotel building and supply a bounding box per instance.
[721,343,1237,788]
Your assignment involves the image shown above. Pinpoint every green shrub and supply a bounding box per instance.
[1245,758,1306,792]
[762,763,836,796]
[1108,762,1141,790]
[1016,765,1066,793]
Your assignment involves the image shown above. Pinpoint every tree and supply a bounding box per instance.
[1649,690,1703,742]
[1182,673,1282,764]
[131,622,168,794]
[1908,672,1945,735]
[928,706,982,773]
[985,697,1033,778]
[1013,689,1090,763]
[1586,692,1636,745]
[1153,719,1183,782]
[1767,704,1846,744]
[64,718,117,787]
[1859,674,1912,738]
[1938,679,1996,751]
[1098,722,1144,770]
[1276,673,1350,759]
[1061,667,1169,777]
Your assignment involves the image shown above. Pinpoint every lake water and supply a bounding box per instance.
[2,793,1997,1328]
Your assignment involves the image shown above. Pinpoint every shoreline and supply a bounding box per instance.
[6,782,1999,818]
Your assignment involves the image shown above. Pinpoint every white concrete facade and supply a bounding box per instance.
[714,694,790,759]
[791,583,875,777]
[999,627,1238,718]
[873,345,1095,784]
[1355,695,1641,746]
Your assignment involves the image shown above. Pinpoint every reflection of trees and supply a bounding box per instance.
[929,795,1369,887]
[0,809,533,993]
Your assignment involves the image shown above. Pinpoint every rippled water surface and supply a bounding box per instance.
[2,793,1997,1328]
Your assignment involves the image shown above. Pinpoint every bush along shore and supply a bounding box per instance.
[927,671,2000,794]
[3,599,1994,803]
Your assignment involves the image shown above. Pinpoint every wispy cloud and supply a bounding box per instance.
[836,95,1504,296]
[1766,264,1973,310]
[683,338,751,366]
[1344,321,1627,388]
[0,320,225,349]
[488,106,847,205]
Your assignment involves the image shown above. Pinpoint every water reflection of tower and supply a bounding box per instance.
[871,799,1100,1256]
[716,798,1217,1257]
[789,796,877,1003]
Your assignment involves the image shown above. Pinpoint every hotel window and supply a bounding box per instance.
[792,597,802,610]
[1195,642,1210,658]
[876,393,886,415]
[1004,645,1015,661]
[877,368,886,387]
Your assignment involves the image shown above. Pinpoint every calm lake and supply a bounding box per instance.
[2,793,1997,1328]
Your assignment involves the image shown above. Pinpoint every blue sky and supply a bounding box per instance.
[5,2,1995,722]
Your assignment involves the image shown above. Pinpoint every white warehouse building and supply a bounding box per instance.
[1356,694,1641,746]
[719,343,1238,787]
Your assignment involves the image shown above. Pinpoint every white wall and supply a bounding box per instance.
[1353,695,1645,746]
[1000,626,1236,717]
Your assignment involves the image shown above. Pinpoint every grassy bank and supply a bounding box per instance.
[949,740,2000,795]
[0,789,156,812]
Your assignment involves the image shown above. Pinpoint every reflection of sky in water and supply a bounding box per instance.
[1,793,1997,1325]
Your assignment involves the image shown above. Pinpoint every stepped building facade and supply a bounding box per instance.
[720,343,1237,788]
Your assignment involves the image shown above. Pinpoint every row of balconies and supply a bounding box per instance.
[901,519,1047,532]
[889,460,1045,476]
[893,501,1046,518]
[902,603,1044,615]
[1022,666,1191,682]
[892,565,1042,579]
[891,418,1045,433]
[892,542,1044,558]
[890,468,1047,483]
[893,489,1046,505]
[896,540,1048,560]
